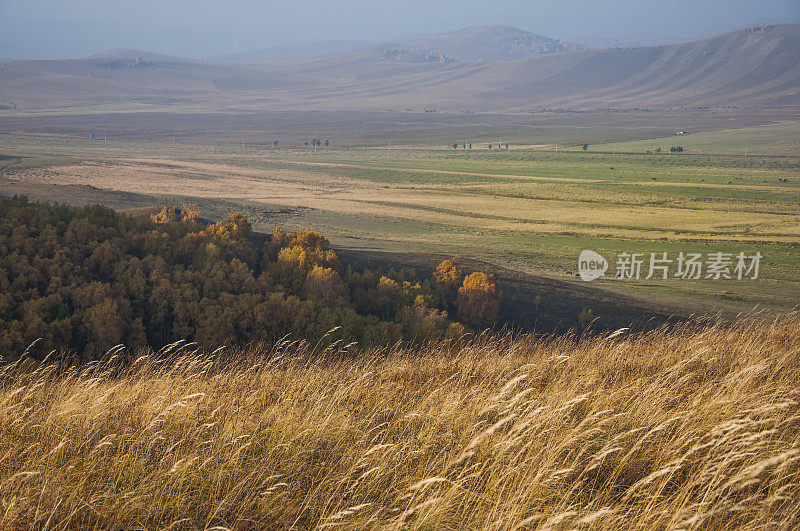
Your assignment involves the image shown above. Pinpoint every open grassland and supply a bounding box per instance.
[1,109,796,148]
[1,317,799,528]
[586,121,800,157]
[1,133,799,317]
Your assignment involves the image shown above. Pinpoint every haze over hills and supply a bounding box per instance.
[86,49,193,62]
[395,25,588,61]
[212,26,585,63]
[213,41,371,63]
[0,24,798,114]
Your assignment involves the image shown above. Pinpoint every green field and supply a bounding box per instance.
[586,121,800,156]
[1,128,799,320]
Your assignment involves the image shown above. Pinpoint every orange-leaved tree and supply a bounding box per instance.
[179,204,200,223]
[305,265,349,307]
[273,229,339,292]
[150,204,201,224]
[456,272,501,328]
[434,259,463,293]
[200,212,255,265]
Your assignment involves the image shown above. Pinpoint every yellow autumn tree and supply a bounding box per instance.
[457,272,501,328]
[275,229,337,275]
[289,229,329,251]
[305,266,348,306]
[180,204,200,223]
[376,276,401,320]
[204,212,251,242]
[267,226,287,260]
[434,259,463,293]
[199,212,255,264]
[277,245,337,274]
[150,206,181,223]
[150,204,201,224]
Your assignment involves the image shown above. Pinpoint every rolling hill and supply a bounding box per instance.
[395,25,588,61]
[0,24,797,113]
[211,26,585,63]
[87,49,192,62]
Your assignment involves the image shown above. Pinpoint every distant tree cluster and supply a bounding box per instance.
[101,58,156,71]
[149,204,200,224]
[382,49,452,63]
[0,198,501,357]
[493,29,587,55]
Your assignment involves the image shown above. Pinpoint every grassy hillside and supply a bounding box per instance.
[1,316,798,528]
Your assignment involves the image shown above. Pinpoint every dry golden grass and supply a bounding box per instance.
[1,317,799,529]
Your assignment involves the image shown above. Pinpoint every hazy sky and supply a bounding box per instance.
[1,0,798,59]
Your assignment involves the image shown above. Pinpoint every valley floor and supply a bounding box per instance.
[1,127,798,323]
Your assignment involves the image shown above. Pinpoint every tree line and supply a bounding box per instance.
[0,197,501,358]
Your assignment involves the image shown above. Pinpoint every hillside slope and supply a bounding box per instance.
[0,24,797,112]
[2,317,798,528]
[494,23,800,109]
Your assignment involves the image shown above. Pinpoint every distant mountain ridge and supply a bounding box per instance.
[1,24,797,113]
[87,48,192,62]
[396,25,588,61]
[211,26,586,63]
